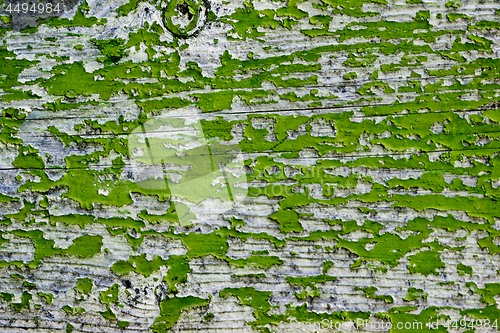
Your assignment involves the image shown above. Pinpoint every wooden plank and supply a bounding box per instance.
[0,0,500,332]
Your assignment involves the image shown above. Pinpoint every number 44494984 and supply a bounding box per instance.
[6,2,61,14]
[444,319,498,330]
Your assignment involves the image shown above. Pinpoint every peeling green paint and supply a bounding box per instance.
[1,0,500,331]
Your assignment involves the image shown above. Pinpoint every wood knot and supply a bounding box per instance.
[162,0,209,38]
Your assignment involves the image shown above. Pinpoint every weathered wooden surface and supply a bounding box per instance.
[1,0,500,332]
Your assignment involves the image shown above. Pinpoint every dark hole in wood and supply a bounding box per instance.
[176,2,194,20]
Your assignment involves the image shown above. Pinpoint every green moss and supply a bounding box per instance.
[229,217,245,230]
[2,89,41,102]
[111,253,190,293]
[385,306,442,332]
[0,193,19,203]
[5,200,38,224]
[137,203,184,225]
[461,304,500,325]
[21,156,173,209]
[358,207,376,214]
[0,15,11,24]
[469,20,500,30]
